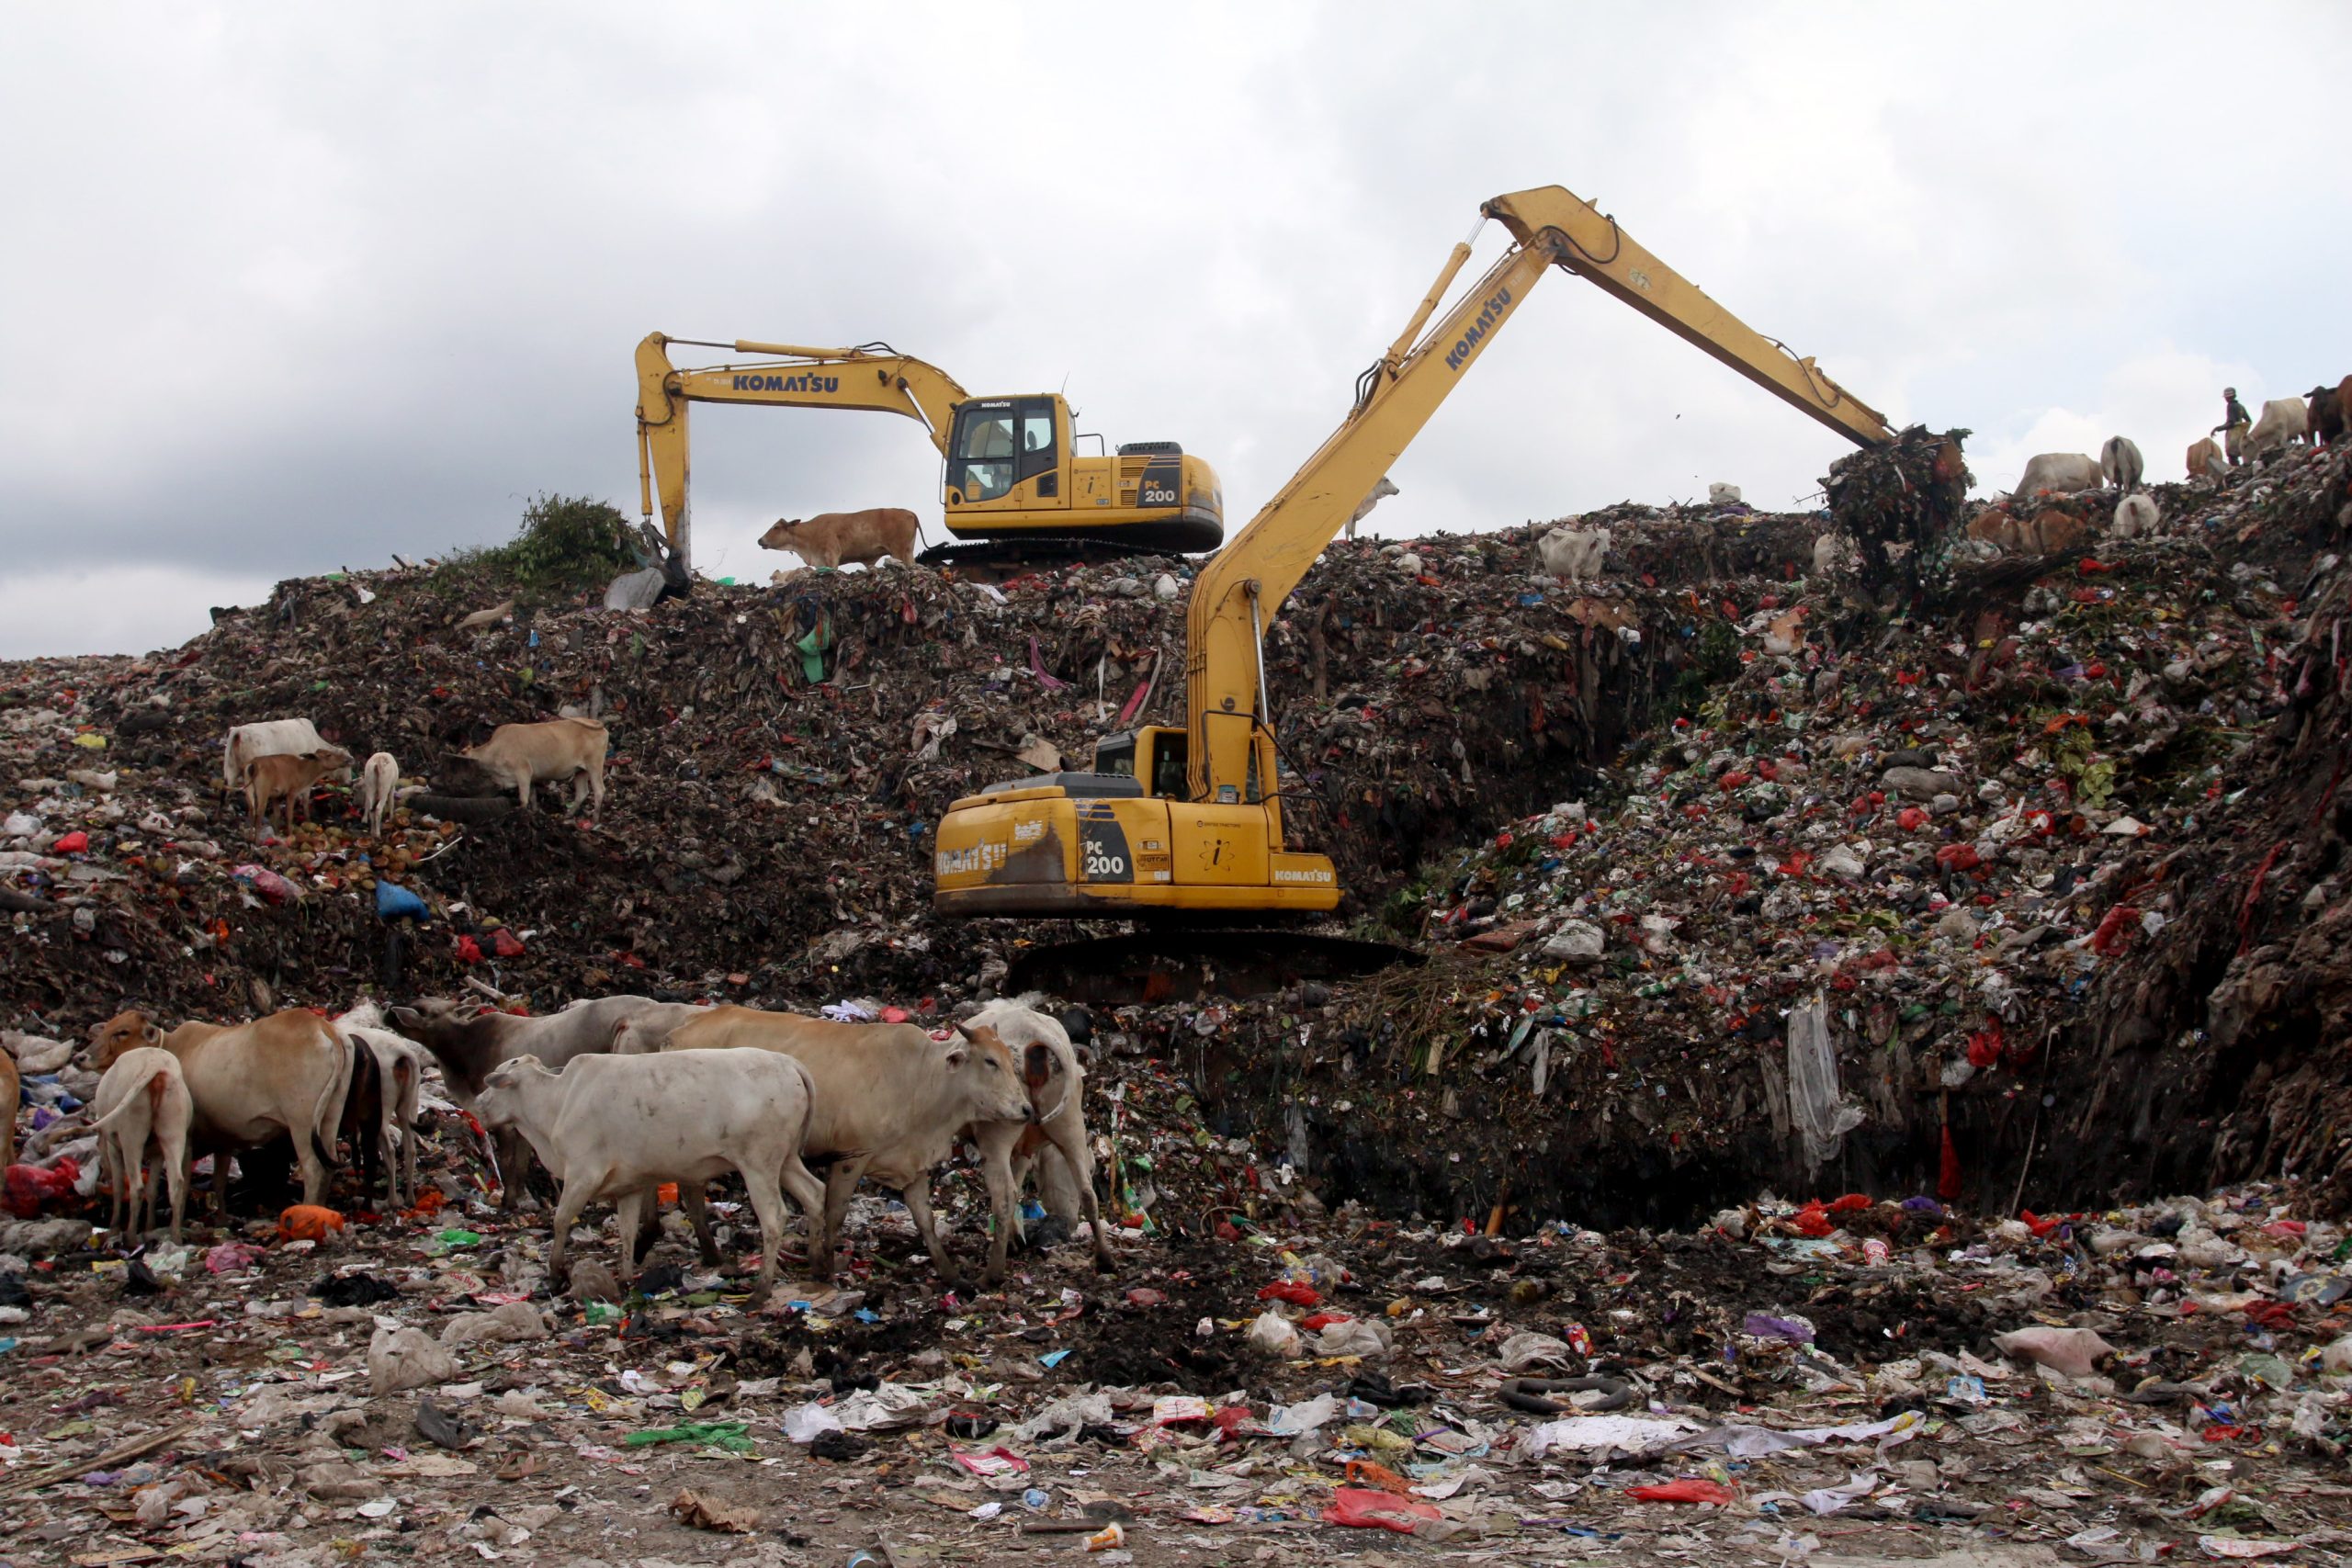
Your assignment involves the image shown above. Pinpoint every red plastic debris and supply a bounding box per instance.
[3,1157,80,1218]
[1897,807,1930,831]
[1626,1479,1737,1505]
[1324,1487,1442,1532]
[53,830,88,854]
[1257,1281,1319,1306]
[1936,843,1981,872]
[2089,905,2140,956]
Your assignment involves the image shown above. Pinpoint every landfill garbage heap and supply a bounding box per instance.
[6,441,2352,1234]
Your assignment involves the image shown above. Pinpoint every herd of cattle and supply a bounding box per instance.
[222,714,616,836]
[1532,377,2347,582]
[40,991,1111,1300]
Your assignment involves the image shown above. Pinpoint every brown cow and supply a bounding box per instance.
[2312,382,2346,447]
[2186,437,2228,480]
[243,750,345,832]
[1966,506,2087,556]
[0,1046,17,1171]
[758,508,922,570]
[88,1010,351,1213]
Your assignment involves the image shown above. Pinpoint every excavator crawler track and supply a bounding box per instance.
[917,536,1186,575]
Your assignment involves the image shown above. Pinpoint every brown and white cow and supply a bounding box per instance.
[962,998,1114,1270]
[458,718,608,812]
[386,995,662,1206]
[475,1047,828,1301]
[758,508,922,570]
[656,1007,1035,1283]
[88,1009,351,1213]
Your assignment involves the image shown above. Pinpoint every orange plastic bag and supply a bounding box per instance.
[1344,1459,1414,1495]
[1324,1487,1441,1532]
[658,1182,680,1206]
[278,1204,346,1242]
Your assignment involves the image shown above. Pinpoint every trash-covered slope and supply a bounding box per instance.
[6,446,2351,1229]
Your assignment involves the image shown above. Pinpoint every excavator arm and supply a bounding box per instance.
[1184,184,1900,816]
[633,333,971,563]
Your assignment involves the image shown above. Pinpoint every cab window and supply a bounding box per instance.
[1149,732,1189,800]
[955,408,1016,501]
[1015,403,1057,484]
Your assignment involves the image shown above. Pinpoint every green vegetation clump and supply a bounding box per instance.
[457,493,637,594]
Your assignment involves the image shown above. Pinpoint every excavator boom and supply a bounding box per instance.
[1481,187,1894,449]
[933,181,1925,945]
[634,333,969,564]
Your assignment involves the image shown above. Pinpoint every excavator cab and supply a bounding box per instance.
[941,397,1224,556]
[1091,728,1190,801]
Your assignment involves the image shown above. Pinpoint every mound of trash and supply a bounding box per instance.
[5,442,2351,1232]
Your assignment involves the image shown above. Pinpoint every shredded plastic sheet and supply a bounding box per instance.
[1786,998,1863,1168]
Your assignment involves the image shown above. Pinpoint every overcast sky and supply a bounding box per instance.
[4,3,2346,659]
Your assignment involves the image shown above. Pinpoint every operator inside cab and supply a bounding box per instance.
[950,399,1057,503]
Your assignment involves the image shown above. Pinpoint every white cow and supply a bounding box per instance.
[2099,436,2144,492]
[2249,397,2311,456]
[1537,525,1611,583]
[2112,492,2162,538]
[1344,476,1400,541]
[89,1047,195,1242]
[2013,453,2106,498]
[475,1048,828,1300]
[357,751,400,836]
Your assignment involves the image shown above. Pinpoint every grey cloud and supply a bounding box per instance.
[4,1,2346,658]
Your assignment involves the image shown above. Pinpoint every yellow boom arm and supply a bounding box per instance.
[633,332,972,564]
[1184,184,1898,813]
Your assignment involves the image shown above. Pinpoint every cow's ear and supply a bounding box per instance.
[143,1023,164,1046]
[942,1043,969,1068]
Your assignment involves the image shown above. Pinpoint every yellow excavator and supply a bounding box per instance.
[928,184,1917,986]
[633,335,1224,569]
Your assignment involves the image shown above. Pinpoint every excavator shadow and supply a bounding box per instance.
[1007,929,1421,1007]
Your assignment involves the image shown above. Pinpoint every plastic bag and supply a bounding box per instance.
[277,1204,345,1242]
[439,1302,548,1346]
[1246,1308,1302,1359]
[4,1158,80,1218]
[1324,1486,1442,1532]
[368,1325,458,1394]
[1786,998,1863,1168]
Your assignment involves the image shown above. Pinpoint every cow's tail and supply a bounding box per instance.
[312,1023,356,1171]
